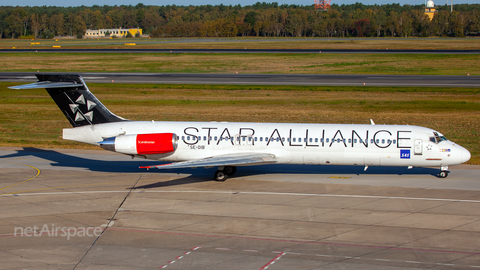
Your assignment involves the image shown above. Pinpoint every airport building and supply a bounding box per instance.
[424,0,436,21]
[85,28,142,38]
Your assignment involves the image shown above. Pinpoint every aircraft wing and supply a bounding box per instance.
[140,152,277,170]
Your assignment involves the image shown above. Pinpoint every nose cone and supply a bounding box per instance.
[461,146,471,164]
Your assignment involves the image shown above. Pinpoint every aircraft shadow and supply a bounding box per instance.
[0,147,215,188]
[0,147,160,173]
[1,148,441,190]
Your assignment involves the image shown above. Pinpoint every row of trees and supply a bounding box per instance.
[1,2,479,39]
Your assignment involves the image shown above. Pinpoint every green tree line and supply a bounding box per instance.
[1,2,479,39]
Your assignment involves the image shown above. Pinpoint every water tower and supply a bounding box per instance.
[424,0,436,21]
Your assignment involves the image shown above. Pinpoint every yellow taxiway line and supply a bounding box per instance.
[0,161,41,194]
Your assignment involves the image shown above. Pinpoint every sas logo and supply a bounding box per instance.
[440,149,451,152]
[400,149,411,159]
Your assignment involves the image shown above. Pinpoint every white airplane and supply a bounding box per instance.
[10,74,471,181]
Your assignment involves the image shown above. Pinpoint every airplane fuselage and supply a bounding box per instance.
[63,121,470,168]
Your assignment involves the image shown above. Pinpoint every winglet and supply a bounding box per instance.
[370,119,375,125]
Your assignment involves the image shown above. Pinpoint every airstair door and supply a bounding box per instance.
[414,139,423,155]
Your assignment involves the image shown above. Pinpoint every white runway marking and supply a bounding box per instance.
[3,189,480,204]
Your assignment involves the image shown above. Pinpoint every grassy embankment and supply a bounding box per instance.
[0,53,479,75]
[1,83,479,164]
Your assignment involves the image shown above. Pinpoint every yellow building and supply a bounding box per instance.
[424,0,436,21]
[85,28,142,38]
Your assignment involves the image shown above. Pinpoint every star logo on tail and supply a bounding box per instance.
[69,94,97,122]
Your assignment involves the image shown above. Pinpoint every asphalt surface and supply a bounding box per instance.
[2,48,480,54]
[2,72,480,87]
[1,147,480,269]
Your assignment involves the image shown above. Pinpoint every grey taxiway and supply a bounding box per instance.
[1,147,480,270]
[1,72,480,87]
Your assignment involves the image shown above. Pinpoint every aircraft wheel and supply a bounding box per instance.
[438,171,448,178]
[214,170,228,182]
[224,166,237,176]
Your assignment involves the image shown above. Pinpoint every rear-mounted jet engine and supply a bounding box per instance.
[98,133,178,155]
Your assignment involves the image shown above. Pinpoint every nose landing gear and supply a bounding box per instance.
[438,166,449,178]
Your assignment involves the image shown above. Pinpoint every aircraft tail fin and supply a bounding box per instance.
[9,74,126,127]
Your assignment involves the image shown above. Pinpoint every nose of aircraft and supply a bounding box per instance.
[460,146,471,164]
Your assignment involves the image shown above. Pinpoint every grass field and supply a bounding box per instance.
[1,82,479,164]
[1,52,479,75]
[2,37,480,50]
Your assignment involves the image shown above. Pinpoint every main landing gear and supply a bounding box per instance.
[438,171,449,178]
[438,166,449,178]
[214,166,237,181]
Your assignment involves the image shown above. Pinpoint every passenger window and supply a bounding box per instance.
[242,137,246,141]
[187,136,190,140]
[293,138,296,142]
[248,137,252,141]
[214,136,218,141]
[348,139,351,143]
[376,139,379,143]
[182,136,185,140]
[315,138,318,143]
[382,139,385,144]
[282,137,285,141]
[393,140,396,144]
[260,137,263,142]
[326,138,329,143]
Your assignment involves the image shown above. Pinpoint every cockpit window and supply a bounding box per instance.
[430,132,448,144]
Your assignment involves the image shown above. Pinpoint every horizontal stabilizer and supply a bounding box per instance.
[9,81,81,90]
[140,152,277,170]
